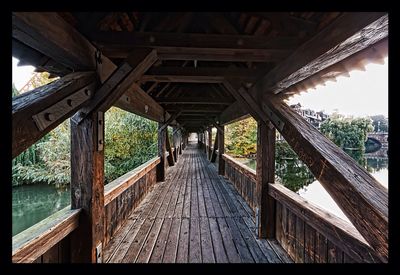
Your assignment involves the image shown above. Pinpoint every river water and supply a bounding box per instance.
[12,184,70,236]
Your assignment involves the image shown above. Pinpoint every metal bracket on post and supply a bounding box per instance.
[97,111,104,151]
[32,83,94,131]
[261,103,284,132]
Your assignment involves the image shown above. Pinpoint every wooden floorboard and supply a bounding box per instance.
[105,142,290,263]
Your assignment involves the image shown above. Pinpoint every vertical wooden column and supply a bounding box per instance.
[217,126,225,175]
[256,120,276,239]
[166,132,175,166]
[179,131,183,155]
[157,121,167,182]
[204,130,207,154]
[207,128,212,160]
[70,111,105,263]
[173,127,178,162]
[210,132,218,163]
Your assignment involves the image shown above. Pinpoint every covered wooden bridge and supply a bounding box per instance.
[12,12,388,263]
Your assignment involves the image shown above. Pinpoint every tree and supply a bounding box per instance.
[320,114,373,151]
[225,117,257,157]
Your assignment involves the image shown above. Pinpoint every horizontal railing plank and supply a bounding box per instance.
[104,157,160,205]
[222,154,256,182]
[269,183,382,262]
[12,206,81,263]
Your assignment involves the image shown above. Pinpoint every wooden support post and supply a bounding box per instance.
[218,126,225,175]
[157,122,167,182]
[166,130,175,167]
[204,130,208,154]
[210,132,219,163]
[173,127,178,162]
[179,131,183,155]
[256,120,276,239]
[208,128,212,160]
[70,111,105,263]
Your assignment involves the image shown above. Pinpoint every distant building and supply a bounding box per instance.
[290,103,329,128]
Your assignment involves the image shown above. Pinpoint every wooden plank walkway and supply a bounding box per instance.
[104,142,292,263]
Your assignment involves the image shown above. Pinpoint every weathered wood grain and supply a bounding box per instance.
[269,183,382,262]
[12,207,80,263]
[12,12,116,82]
[157,121,167,182]
[12,72,97,158]
[75,48,157,122]
[256,120,276,238]
[104,157,160,205]
[70,111,105,263]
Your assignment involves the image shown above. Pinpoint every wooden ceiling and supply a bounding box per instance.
[12,12,388,132]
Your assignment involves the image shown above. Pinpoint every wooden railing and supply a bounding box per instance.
[12,156,160,263]
[12,207,81,263]
[222,154,257,211]
[269,184,382,263]
[103,156,160,245]
[220,155,382,263]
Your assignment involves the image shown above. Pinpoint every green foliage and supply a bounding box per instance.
[12,106,158,186]
[320,114,373,151]
[104,107,158,183]
[369,115,388,132]
[225,117,257,157]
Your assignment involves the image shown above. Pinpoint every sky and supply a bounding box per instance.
[286,56,388,117]
[12,56,388,117]
[12,57,36,90]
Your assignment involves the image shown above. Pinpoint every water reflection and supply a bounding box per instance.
[237,147,388,222]
[12,184,70,236]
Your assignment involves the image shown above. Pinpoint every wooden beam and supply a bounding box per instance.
[141,75,226,83]
[219,14,388,125]
[157,121,167,182]
[12,38,71,77]
[210,133,218,163]
[217,127,225,175]
[75,48,158,123]
[222,80,265,122]
[12,72,97,158]
[219,101,250,125]
[158,111,182,133]
[156,47,288,62]
[262,97,388,261]
[166,131,175,167]
[204,12,239,34]
[256,120,276,239]
[70,111,105,262]
[12,12,116,82]
[145,82,158,94]
[114,83,165,122]
[145,66,259,81]
[281,38,388,99]
[91,31,298,52]
[156,97,232,105]
[251,13,387,96]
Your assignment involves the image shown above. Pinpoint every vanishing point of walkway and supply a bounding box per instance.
[103,143,291,263]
